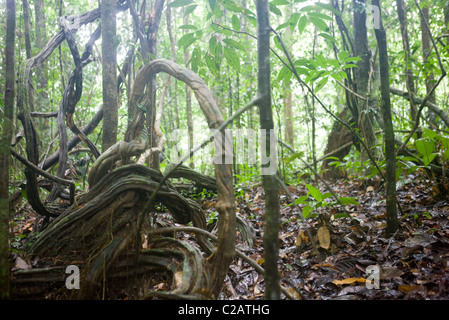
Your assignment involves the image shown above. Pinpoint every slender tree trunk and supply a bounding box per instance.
[184,11,194,169]
[0,0,16,299]
[420,3,435,105]
[22,0,32,60]
[282,4,294,147]
[256,0,281,300]
[145,0,165,169]
[353,0,376,161]
[396,0,417,122]
[34,0,48,90]
[101,0,118,152]
[372,0,399,235]
[283,86,294,147]
[34,0,49,130]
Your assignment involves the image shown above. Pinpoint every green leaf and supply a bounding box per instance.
[178,32,197,49]
[273,35,283,51]
[282,151,304,163]
[423,128,438,140]
[297,15,308,33]
[278,65,292,84]
[308,11,333,21]
[224,46,240,72]
[294,195,309,205]
[276,22,290,31]
[309,15,329,31]
[327,58,340,68]
[315,54,327,68]
[302,205,314,218]
[338,51,350,61]
[330,73,342,82]
[319,32,336,43]
[339,197,360,205]
[169,0,194,7]
[191,46,201,72]
[315,76,328,92]
[415,138,436,166]
[306,183,323,202]
[184,4,198,15]
[301,5,318,12]
[342,63,359,69]
[209,0,216,10]
[289,12,301,31]
[270,0,290,5]
[315,2,342,16]
[223,38,246,51]
[269,3,283,15]
[209,35,218,55]
[415,138,435,157]
[221,0,242,12]
[231,14,241,31]
[205,53,220,77]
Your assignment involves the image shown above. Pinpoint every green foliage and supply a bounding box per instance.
[292,183,359,220]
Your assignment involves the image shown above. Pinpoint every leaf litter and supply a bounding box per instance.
[10,172,449,300]
[223,172,449,300]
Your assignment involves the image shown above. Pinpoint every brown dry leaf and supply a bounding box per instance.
[296,230,308,247]
[286,287,302,300]
[332,277,366,286]
[380,266,404,280]
[317,225,331,249]
[14,257,31,270]
[398,284,423,294]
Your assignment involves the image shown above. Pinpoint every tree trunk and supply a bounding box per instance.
[372,0,399,235]
[146,0,165,170]
[0,0,16,299]
[396,0,417,122]
[420,3,435,105]
[321,109,353,179]
[283,86,294,147]
[184,11,194,169]
[353,0,376,161]
[101,0,118,152]
[34,0,49,131]
[256,0,281,300]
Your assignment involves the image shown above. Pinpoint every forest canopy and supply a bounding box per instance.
[1,0,449,300]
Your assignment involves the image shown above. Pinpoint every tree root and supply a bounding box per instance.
[24,164,212,299]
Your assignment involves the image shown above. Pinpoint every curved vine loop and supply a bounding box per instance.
[89,59,236,297]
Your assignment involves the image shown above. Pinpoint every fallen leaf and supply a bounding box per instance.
[286,287,302,300]
[398,284,423,294]
[14,257,31,270]
[366,186,374,192]
[296,230,308,247]
[380,266,404,280]
[332,277,366,286]
[317,225,331,249]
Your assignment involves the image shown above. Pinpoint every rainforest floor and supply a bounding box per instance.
[10,170,449,300]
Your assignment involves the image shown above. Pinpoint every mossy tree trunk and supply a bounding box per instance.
[101,0,118,152]
[0,0,16,299]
